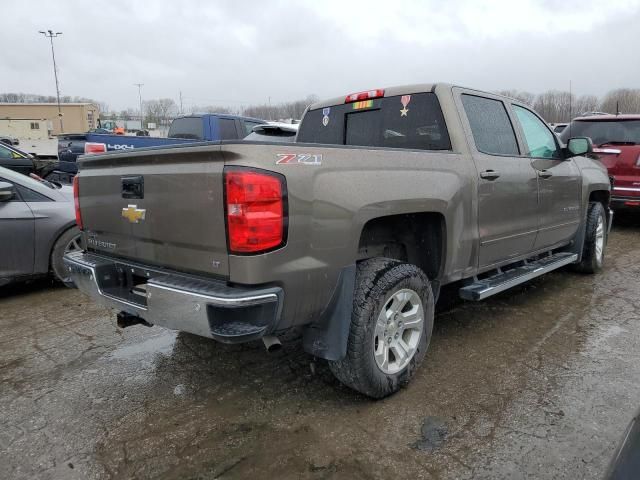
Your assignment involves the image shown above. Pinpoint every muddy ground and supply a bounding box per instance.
[2,215,640,479]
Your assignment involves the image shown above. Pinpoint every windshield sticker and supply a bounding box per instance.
[322,107,330,127]
[276,153,322,166]
[400,95,411,117]
[353,100,373,110]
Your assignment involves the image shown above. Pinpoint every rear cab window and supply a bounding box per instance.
[297,92,451,151]
[559,119,640,146]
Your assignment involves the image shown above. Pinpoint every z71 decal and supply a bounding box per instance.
[276,153,322,166]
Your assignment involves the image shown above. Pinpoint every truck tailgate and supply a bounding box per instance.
[77,145,229,277]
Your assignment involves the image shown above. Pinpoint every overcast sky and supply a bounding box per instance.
[4,0,640,111]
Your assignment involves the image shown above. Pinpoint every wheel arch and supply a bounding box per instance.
[46,221,78,271]
[356,211,447,285]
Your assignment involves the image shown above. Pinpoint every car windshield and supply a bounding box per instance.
[559,119,640,145]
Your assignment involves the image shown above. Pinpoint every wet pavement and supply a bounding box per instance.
[2,217,640,479]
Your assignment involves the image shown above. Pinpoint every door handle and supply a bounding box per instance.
[537,170,553,179]
[480,170,500,180]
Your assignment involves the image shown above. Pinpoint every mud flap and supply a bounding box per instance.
[302,264,356,361]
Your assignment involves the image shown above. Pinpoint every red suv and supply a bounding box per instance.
[560,114,640,209]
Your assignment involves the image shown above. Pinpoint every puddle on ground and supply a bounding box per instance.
[412,416,448,452]
[110,331,177,360]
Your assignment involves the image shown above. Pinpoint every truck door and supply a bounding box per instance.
[511,105,581,249]
[457,92,539,268]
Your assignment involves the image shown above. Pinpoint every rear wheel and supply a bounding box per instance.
[574,201,607,274]
[51,226,82,287]
[328,258,434,398]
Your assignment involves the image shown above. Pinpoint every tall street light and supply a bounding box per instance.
[134,83,144,129]
[39,30,64,133]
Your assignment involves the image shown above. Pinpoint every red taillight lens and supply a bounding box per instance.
[72,175,83,230]
[345,89,385,103]
[225,169,286,253]
[84,142,106,154]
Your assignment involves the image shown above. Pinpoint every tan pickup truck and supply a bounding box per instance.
[65,84,611,398]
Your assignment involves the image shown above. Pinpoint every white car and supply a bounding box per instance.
[244,122,299,143]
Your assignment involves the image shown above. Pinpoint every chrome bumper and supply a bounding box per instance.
[63,251,283,342]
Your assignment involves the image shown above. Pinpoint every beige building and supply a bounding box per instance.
[0,119,49,140]
[0,103,100,135]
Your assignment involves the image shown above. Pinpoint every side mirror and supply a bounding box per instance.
[0,181,14,202]
[566,137,593,158]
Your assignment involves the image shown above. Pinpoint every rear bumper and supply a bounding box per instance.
[611,186,640,209]
[63,251,283,343]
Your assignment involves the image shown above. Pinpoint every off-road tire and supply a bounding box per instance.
[574,201,607,274]
[328,258,434,398]
[50,226,81,287]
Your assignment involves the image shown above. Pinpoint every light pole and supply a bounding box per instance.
[39,30,64,133]
[134,83,144,129]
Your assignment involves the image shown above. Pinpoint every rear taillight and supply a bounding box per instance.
[224,168,286,254]
[73,175,83,230]
[84,142,106,154]
[345,89,385,103]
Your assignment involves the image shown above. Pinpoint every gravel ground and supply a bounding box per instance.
[1,216,640,479]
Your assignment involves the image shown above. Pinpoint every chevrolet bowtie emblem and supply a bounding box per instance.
[122,204,146,223]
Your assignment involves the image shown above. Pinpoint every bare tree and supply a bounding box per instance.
[496,90,535,106]
[144,98,178,126]
[599,89,640,114]
[574,95,599,116]
[189,105,236,115]
[243,95,318,120]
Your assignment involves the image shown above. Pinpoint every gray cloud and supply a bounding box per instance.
[3,0,640,111]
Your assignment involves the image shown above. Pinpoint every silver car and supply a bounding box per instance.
[0,166,81,286]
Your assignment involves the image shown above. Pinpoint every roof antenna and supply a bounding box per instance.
[568,80,572,138]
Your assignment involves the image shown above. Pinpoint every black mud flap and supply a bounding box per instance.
[302,264,356,361]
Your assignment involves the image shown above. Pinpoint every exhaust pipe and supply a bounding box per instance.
[262,335,282,353]
[116,311,151,329]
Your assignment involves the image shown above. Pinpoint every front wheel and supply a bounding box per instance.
[574,201,607,274]
[328,258,434,398]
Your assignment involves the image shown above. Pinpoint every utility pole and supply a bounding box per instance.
[179,91,183,116]
[39,29,64,133]
[134,83,144,129]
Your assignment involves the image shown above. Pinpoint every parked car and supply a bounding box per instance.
[56,114,267,175]
[0,166,80,286]
[244,122,298,142]
[65,83,610,398]
[0,135,20,146]
[560,114,640,209]
[550,123,568,135]
[0,142,35,176]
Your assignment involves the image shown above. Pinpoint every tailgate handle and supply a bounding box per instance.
[122,176,144,199]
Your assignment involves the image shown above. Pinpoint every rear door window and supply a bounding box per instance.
[297,93,451,151]
[461,95,519,156]
[218,118,239,140]
[168,117,203,140]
